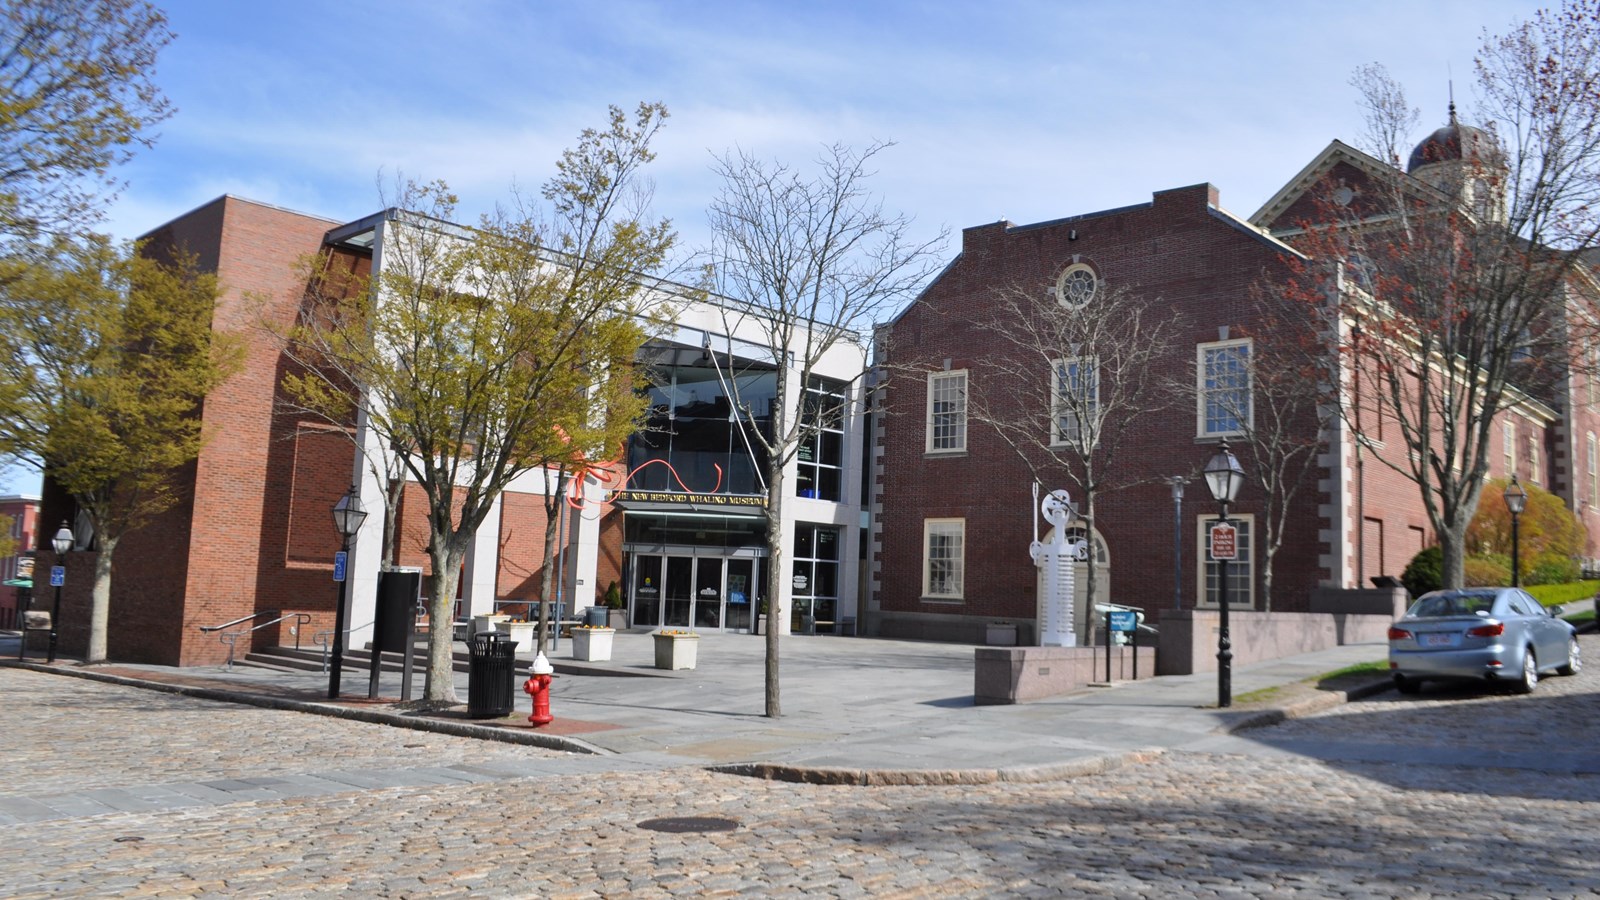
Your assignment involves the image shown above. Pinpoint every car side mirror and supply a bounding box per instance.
[1548,604,1565,617]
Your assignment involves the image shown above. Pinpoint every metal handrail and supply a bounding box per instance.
[313,619,375,673]
[199,609,281,633]
[211,612,311,670]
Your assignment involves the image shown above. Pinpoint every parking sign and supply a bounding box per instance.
[1209,523,1237,560]
[333,551,347,583]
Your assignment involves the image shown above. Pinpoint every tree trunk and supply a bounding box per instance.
[86,532,116,663]
[1438,523,1466,590]
[764,468,785,718]
[537,470,567,654]
[424,541,468,703]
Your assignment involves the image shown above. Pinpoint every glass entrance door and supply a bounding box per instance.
[628,553,760,633]
[694,558,724,629]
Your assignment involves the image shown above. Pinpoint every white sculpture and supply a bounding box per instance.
[1030,487,1086,647]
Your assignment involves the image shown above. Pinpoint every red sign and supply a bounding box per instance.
[1209,523,1238,560]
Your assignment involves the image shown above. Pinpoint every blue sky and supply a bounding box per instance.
[3,0,1549,494]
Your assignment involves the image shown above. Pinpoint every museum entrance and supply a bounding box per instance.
[629,554,761,632]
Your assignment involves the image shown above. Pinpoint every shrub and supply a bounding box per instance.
[1402,546,1442,597]
[1526,554,1579,586]
[1463,555,1510,587]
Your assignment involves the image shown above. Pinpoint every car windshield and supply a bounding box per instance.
[1409,593,1497,618]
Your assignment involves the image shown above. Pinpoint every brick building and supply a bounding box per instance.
[41,197,867,665]
[870,122,1600,646]
[0,493,39,628]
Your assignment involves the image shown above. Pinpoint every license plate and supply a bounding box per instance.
[1423,632,1458,647]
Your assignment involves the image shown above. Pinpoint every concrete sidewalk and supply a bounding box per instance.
[3,630,1392,784]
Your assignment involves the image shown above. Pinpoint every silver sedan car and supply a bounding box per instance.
[1387,587,1581,694]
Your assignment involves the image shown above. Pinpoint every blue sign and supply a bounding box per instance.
[332,551,347,583]
[1108,609,1137,633]
[49,566,64,587]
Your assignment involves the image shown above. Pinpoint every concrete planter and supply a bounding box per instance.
[572,626,614,661]
[653,632,699,670]
[607,609,628,630]
[504,621,535,652]
[986,623,1018,646]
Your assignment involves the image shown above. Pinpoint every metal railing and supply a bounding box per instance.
[313,619,374,673]
[199,610,311,670]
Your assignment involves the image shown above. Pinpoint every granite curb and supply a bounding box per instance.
[709,749,1167,786]
[1220,677,1396,734]
[4,659,610,756]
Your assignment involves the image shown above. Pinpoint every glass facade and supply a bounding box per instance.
[627,363,774,497]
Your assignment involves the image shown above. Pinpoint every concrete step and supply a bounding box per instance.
[245,643,477,675]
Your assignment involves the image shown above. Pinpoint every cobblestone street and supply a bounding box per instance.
[4,654,1599,898]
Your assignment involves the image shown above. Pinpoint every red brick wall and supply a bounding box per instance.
[877,184,1329,638]
[496,490,551,603]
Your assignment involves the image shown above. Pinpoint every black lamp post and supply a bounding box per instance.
[46,521,72,663]
[1167,476,1185,610]
[328,485,368,699]
[1503,475,1527,588]
[1203,441,1245,708]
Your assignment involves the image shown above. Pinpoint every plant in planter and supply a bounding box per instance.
[603,581,622,609]
[571,624,615,661]
[652,629,699,670]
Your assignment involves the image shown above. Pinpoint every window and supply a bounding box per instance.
[1055,263,1098,307]
[1198,515,1253,609]
[792,524,840,629]
[922,518,965,599]
[1504,420,1516,476]
[797,376,846,501]
[1198,340,1251,437]
[926,370,967,453]
[1051,357,1099,445]
[1528,434,1541,484]
[1587,433,1596,508]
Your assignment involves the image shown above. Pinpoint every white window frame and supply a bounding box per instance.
[1504,420,1516,477]
[1527,433,1541,485]
[1050,356,1099,447]
[1197,339,1252,438]
[1587,432,1596,509]
[922,518,965,600]
[925,370,968,454]
[1196,513,1255,610]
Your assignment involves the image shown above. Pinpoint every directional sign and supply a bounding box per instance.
[333,551,348,583]
[1108,609,1137,633]
[1209,523,1238,561]
[49,565,64,587]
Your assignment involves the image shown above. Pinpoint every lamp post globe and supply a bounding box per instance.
[328,486,368,699]
[47,521,71,663]
[1503,475,1526,588]
[1203,441,1245,708]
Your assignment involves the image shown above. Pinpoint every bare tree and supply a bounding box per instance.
[705,142,946,718]
[1284,4,1600,588]
[1201,304,1331,609]
[964,281,1183,628]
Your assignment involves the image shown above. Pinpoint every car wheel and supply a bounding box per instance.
[1557,637,1582,676]
[1394,674,1421,695]
[1513,648,1538,694]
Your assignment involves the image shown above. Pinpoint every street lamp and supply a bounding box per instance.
[47,522,72,663]
[1203,441,1246,708]
[1503,475,1527,588]
[1167,476,1186,610]
[328,485,368,699]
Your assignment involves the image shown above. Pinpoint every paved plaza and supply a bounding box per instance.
[1,633,1597,896]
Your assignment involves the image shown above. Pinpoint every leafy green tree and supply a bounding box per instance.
[0,234,239,661]
[0,0,174,238]
[282,104,674,703]
[1466,478,1585,584]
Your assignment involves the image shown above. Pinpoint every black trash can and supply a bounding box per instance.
[585,606,609,628]
[467,631,517,719]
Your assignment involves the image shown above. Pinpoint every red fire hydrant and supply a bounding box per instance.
[524,652,555,727]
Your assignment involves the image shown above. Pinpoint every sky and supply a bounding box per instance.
[2,0,1553,494]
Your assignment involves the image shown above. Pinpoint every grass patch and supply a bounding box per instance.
[1527,581,1599,609]
[1230,660,1390,709]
